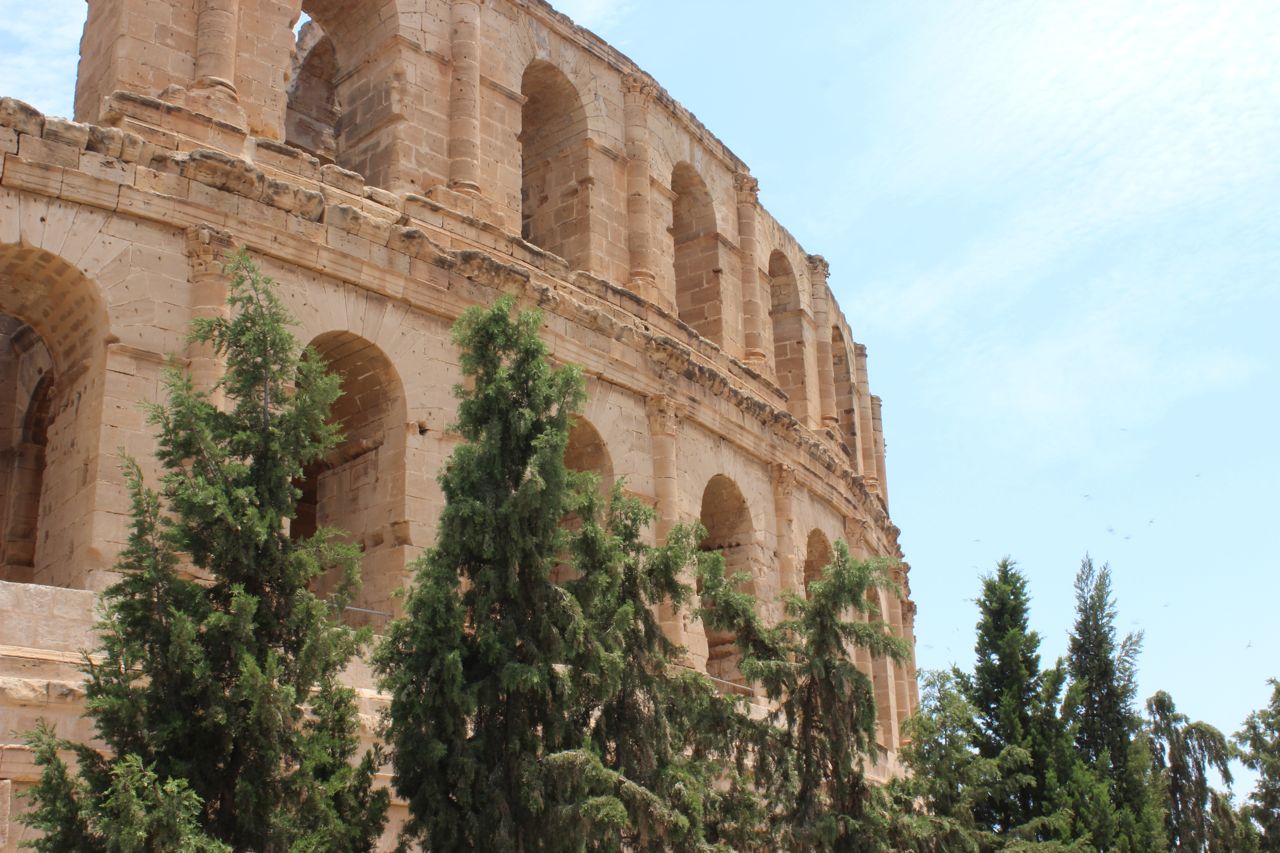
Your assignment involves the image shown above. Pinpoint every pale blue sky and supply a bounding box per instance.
[3,0,1277,785]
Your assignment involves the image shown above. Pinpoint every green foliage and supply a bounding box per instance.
[1147,690,1233,851]
[21,251,387,852]
[963,559,1082,842]
[1237,679,1280,849]
[375,296,592,851]
[699,538,908,850]
[21,723,230,852]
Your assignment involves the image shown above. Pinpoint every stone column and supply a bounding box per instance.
[647,394,683,642]
[855,344,876,484]
[448,0,483,196]
[623,74,657,297]
[736,173,765,365]
[194,0,240,94]
[185,226,235,403]
[872,395,888,509]
[771,463,798,597]
[808,255,838,428]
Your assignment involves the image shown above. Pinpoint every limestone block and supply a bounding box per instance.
[0,98,42,137]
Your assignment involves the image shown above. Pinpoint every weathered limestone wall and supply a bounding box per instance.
[1,1,916,847]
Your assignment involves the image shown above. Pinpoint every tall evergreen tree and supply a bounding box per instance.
[564,484,753,851]
[1147,690,1233,851]
[21,251,388,852]
[963,559,1088,845]
[1065,557,1165,850]
[375,297,595,851]
[699,539,907,850]
[1236,679,1280,849]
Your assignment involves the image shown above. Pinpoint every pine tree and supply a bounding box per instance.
[563,484,751,851]
[1065,557,1165,851]
[375,297,594,850]
[21,251,388,851]
[963,559,1087,845]
[1147,690,1233,851]
[1236,679,1280,849]
[699,539,907,850]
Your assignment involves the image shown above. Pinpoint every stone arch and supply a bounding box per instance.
[671,162,723,345]
[802,528,834,596]
[285,20,339,164]
[769,250,807,416]
[293,331,408,627]
[520,60,591,269]
[564,416,614,493]
[0,245,110,587]
[699,474,755,689]
[831,325,860,467]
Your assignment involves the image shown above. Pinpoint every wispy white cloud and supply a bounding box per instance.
[0,0,86,119]
[846,0,1280,464]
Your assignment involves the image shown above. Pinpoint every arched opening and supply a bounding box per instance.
[768,250,807,415]
[520,61,590,269]
[831,326,859,467]
[0,245,109,588]
[0,319,54,583]
[293,332,407,628]
[564,417,614,494]
[671,163,722,345]
[553,416,614,584]
[285,20,340,164]
[802,528,834,597]
[699,474,755,689]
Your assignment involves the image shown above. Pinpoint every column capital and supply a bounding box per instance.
[807,253,830,281]
[734,171,760,205]
[645,394,682,437]
[770,462,796,498]
[622,72,657,102]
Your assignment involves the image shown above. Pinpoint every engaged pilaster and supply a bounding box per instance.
[448,0,483,196]
[184,0,246,127]
[185,225,235,403]
[808,255,838,428]
[855,344,876,484]
[623,74,657,297]
[647,394,684,643]
[736,173,765,365]
[771,463,798,597]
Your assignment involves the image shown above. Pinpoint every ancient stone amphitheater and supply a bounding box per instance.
[0,0,918,845]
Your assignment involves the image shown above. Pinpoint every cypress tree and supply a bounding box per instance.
[1237,679,1280,850]
[21,251,388,851]
[1066,557,1165,850]
[375,297,592,850]
[699,539,907,850]
[1147,690,1233,851]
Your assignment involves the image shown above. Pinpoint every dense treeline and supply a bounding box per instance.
[18,257,1280,851]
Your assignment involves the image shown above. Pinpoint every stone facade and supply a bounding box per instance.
[0,1,918,846]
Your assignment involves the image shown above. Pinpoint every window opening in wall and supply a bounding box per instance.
[520,61,590,269]
[768,250,806,413]
[285,19,340,164]
[291,332,406,629]
[0,316,54,584]
[553,417,613,584]
[671,163,722,345]
[831,326,858,460]
[802,528,833,597]
[698,474,754,690]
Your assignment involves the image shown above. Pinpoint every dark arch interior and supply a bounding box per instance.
[803,528,834,596]
[521,61,590,269]
[699,474,754,689]
[672,163,721,345]
[768,250,806,412]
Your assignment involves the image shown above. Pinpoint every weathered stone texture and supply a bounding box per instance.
[0,2,918,847]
